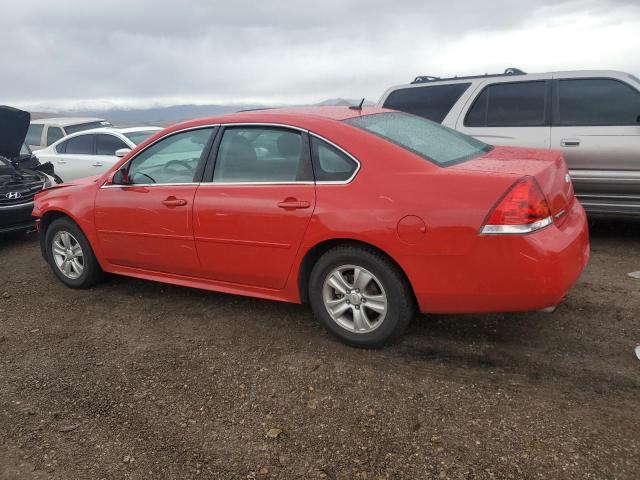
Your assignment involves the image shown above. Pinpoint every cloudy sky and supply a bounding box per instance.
[2,0,639,110]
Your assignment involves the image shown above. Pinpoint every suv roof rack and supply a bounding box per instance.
[411,68,527,84]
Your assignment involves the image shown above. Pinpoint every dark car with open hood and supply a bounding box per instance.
[0,106,58,234]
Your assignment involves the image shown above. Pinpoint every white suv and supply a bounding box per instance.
[378,69,640,216]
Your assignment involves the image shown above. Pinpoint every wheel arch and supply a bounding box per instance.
[38,210,89,259]
[297,238,416,305]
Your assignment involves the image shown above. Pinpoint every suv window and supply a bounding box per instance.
[65,134,95,155]
[26,124,43,146]
[213,127,312,183]
[557,78,640,126]
[128,128,213,184]
[345,112,491,166]
[465,81,548,127]
[46,127,64,146]
[310,137,358,182]
[65,121,111,135]
[97,134,128,155]
[382,83,471,123]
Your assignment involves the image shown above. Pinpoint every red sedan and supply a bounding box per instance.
[33,107,589,347]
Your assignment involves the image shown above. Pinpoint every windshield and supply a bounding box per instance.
[65,121,112,135]
[20,143,31,156]
[123,130,160,145]
[344,112,492,166]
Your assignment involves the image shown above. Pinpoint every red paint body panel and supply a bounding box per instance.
[33,107,590,315]
[192,184,316,289]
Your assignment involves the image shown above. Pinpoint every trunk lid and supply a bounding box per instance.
[451,146,574,218]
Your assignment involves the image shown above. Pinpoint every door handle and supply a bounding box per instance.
[92,162,104,167]
[162,197,188,207]
[277,199,311,209]
[561,139,581,147]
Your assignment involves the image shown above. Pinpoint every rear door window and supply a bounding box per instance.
[64,134,95,155]
[556,78,640,126]
[212,127,313,183]
[465,81,548,127]
[26,124,43,146]
[383,83,470,123]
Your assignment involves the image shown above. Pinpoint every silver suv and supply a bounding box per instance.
[378,69,640,216]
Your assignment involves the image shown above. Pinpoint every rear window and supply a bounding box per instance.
[65,121,111,135]
[124,130,159,145]
[382,83,470,123]
[345,112,491,166]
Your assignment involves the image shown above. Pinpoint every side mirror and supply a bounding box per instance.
[115,148,131,158]
[112,168,130,185]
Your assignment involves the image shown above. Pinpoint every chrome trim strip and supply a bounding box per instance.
[580,201,640,208]
[101,182,199,189]
[198,181,316,186]
[0,201,35,210]
[480,216,553,235]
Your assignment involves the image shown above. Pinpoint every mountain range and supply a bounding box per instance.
[31,98,374,126]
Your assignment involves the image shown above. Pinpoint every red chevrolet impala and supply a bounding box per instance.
[33,107,589,347]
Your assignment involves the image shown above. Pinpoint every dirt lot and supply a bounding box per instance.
[0,219,639,480]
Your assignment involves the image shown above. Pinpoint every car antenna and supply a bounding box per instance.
[349,98,365,110]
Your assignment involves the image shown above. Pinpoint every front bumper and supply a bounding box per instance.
[406,199,590,314]
[0,201,36,234]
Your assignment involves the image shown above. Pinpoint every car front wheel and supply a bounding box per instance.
[45,218,103,288]
[309,246,415,348]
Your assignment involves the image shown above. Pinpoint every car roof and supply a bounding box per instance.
[386,69,634,90]
[30,117,107,127]
[64,126,162,135]
[166,106,391,133]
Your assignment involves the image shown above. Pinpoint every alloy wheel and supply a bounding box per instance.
[322,264,388,333]
[52,231,85,280]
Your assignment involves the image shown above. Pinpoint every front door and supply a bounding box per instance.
[94,127,216,275]
[193,126,316,289]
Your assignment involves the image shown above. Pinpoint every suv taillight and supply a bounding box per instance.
[481,176,552,234]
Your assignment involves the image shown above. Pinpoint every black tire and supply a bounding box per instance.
[44,217,103,289]
[308,245,416,348]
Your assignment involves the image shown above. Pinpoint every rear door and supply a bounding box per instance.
[550,76,640,207]
[456,77,552,149]
[53,133,97,181]
[193,125,315,289]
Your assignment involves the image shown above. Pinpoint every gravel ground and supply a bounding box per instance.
[1,218,639,479]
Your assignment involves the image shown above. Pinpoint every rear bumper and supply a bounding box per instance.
[408,199,590,314]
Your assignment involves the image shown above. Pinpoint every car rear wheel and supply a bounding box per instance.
[45,218,103,288]
[309,246,415,348]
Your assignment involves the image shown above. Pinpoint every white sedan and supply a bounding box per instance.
[35,127,161,181]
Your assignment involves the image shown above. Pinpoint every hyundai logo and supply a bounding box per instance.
[5,192,21,200]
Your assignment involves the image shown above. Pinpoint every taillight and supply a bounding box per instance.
[481,176,552,234]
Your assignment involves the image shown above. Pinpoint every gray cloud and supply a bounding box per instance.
[1,0,639,109]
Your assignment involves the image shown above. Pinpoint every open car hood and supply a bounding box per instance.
[0,105,30,160]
